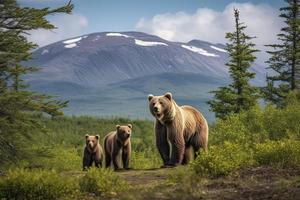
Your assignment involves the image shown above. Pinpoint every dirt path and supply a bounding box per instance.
[115,167,300,200]
[117,168,172,185]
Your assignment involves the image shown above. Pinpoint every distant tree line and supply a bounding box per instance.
[208,0,300,119]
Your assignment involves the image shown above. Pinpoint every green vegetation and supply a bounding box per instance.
[0,169,78,200]
[0,97,299,199]
[254,140,300,168]
[79,167,128,197]
[192,142,254,177]
[192,92,300,178]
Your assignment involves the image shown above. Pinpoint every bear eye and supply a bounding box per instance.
[152,102,155,106]
[160,102,163,105]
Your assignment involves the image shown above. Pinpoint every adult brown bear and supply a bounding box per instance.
[148,92,208,167]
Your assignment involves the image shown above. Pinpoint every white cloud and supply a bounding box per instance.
[136,3,283,64]
[27,14,88,47]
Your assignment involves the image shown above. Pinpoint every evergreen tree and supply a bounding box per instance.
[207,9,259,119]
[0,0,72,164]
[263,0,300,107]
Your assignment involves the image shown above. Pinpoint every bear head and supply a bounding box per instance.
[85,134,99,152]
[116,124,132,142]
[148,92,175,122]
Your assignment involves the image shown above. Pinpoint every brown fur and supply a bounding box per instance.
[104,124,132,170]
[148,92,208,167]
[83,134,103,170]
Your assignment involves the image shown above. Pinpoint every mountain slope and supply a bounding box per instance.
[26,31,265,122]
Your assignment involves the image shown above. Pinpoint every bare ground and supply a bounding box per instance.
[115,166,300,200]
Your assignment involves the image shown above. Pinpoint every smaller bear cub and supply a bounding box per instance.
[83,134,103,170]
[104,124,132,170]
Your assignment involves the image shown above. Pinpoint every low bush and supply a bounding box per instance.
[79,167,128,197]
[39,147,82,172]
[191,142,254,177]
[254,140,300,168]
[210,94,300,146]
[0,168,78,200]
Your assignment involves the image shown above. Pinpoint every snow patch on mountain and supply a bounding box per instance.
[106,33,131,38]
[135,39,168,47]
[63,37,82,44]
[210,45,227,53]
[181,45,219,57]
[64,43,77,48]
[41,49,49,55]
[92,35,101,41]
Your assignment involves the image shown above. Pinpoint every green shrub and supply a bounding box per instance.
[210,99,300,146]
[0,169,78,200]
[40,147,82,172]
[79,167,128,197]
[254,140,300,168]
[191,142,254,177]
[16,146,82,172]
[210,115,250,145]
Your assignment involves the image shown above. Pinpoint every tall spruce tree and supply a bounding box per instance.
[0,0,72,164]
[263,0,300,107]
[207,9,259,119]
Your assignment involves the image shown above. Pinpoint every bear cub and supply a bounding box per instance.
[83,134,104,170]
[104,124,132,170]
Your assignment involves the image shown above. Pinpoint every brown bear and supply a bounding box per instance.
[104,124,132,170]
[83,134,103,170]
[148,92,208,167]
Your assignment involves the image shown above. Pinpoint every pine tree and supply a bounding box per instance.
[0,0,72,164]
[263,0,300,107]
[207,9,259,119]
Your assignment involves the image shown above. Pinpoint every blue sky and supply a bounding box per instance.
[20,0,284,35]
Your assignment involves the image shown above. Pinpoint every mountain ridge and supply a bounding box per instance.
[25,31,265,122]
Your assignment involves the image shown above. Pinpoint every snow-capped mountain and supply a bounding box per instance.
[25,32,265,122]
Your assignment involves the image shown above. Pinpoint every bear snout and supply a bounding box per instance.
[88,141,94,148]
[153,106,159,112]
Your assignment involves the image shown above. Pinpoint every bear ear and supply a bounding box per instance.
[95,135,100,140]
[85,134,89,139]
[148,94,154,101]
[116,125,120,129]
[127,124,132,129]
[164,92,172,101]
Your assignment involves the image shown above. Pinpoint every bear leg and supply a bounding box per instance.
[94,158,101,168]
[168,127,185,166]
[105,154,111,168]
[155,122,170,166]
[190,132,203,159]
[112,146,122,170]
[122,144,131,170]
[182,145,193,165]
[169,142,185,166]
[82,149,92,171]
[122,150,129,169]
